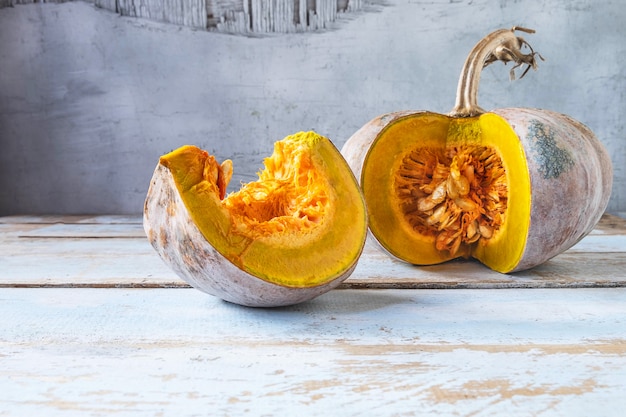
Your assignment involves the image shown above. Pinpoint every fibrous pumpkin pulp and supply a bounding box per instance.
[144,131,367,307]
[342,27,612,273]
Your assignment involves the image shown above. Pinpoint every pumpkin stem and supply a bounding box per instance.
[449,27,544,118]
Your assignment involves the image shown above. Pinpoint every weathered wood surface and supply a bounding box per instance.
[1,214,625,415]
[117,0,207,29]
[1,287,625,416]
[1,214,625,288]
[0,0,366,33]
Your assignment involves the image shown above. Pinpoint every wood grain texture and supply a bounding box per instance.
[0,0,367,33]
[117,0,207,28]
[1,287,625,416]
[1,214,625,415]
[1,214,625,289]
[94,0,116,11]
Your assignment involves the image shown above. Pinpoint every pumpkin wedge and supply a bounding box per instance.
[144,131,367,307]
[342,27,612,273]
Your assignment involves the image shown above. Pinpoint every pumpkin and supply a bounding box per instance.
[341,27,613,273]
[144,131,367,307]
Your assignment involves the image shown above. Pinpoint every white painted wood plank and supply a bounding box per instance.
[17,222,146,238]
[13,223,626,252]
[10,221,626,248]
[0,238,182,287]
[0,287,625,416]
[1,214,625,288]
[0,214,142,224]
[568,233,626,252]
[73,214,142,224]
[349,243,626,289]
[0,215,143,239]
[2,236,626,288]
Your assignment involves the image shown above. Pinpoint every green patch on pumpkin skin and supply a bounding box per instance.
[527,120,574,179]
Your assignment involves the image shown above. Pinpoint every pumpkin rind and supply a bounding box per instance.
[491,108,612,271]
[144,132,367,307]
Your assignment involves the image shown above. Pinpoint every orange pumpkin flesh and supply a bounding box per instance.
[144,131,367,307]
[342,28,612,273]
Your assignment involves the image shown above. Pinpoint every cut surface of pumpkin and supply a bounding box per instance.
[158,131,367,288]
[343,28,611,274]
[361,112,531,272]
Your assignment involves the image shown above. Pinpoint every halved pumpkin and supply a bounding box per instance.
[144,131,367,307]
[342,28,612,273]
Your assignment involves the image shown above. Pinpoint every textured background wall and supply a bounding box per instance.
[0,0,624,215]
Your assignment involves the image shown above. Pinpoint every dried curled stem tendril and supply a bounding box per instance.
[484,27,545,80]
[450,26,546,117]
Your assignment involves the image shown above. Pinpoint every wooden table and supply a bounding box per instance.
[1,214,625,416]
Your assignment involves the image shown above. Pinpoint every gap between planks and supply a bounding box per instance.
[3,282,626,290]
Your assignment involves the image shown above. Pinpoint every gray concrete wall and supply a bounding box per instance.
[0,0,624,215]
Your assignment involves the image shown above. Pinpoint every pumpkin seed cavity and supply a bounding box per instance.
[394,146,507,255]
[218,139,331,239]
